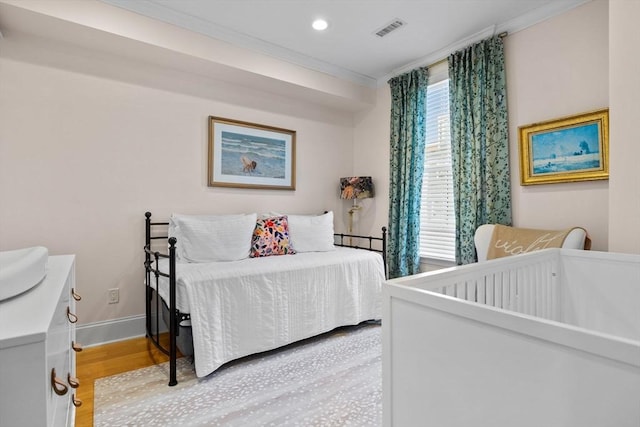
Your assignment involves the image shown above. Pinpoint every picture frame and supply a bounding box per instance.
[518,109,609,185]
[208,116,296,190]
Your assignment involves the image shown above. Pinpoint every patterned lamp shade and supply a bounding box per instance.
[340,177,374,200]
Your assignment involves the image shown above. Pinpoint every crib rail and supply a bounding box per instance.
[383,249,640,427]
[403,250,561,321]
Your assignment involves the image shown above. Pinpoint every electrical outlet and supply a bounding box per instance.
[108,288,119,304]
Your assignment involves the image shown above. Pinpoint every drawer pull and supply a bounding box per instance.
[67,373,80,389]
[72,341,83,352]
[67,307,78,324]
[72,394,83,407]
[51,369,68,396]
[71,288,82,301]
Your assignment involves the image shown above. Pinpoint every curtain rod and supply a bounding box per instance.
[384,30,508,84]
[428,32,508,68]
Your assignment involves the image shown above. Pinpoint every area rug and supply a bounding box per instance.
[94,323,381,426]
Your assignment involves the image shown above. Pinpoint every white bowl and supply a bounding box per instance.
[0,246,48,301]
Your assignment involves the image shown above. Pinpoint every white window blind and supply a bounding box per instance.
[420,79,456,261]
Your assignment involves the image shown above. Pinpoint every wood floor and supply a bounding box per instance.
[75,334,179,427]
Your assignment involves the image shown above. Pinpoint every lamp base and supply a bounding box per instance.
[347,202,362,245]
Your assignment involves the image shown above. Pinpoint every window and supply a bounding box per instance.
[419,78,456,261]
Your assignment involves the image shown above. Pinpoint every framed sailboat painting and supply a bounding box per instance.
[519,109,608,185]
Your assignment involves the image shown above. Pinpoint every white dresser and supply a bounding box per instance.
[0,255,80,427]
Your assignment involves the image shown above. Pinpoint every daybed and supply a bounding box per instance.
[144,211,386,385]
[383,248,640,426]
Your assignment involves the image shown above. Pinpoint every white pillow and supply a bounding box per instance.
[169,214,243,245]
[287,211,336,252]
[169,213,257,262]
[169,213,244,260]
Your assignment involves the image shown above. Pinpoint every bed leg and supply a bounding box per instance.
[168,236,178,386]
[145,212,152,338]
[382,226,388,279]
[169,330,177,386]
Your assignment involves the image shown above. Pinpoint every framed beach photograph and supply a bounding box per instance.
[208,116,296,190]
[518,109,609,185]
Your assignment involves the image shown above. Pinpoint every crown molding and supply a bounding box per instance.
[100,0,590,89]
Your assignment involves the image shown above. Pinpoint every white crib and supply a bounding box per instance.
[383,249,640,427]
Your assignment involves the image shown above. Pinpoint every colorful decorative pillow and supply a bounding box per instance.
[250,216,296,257]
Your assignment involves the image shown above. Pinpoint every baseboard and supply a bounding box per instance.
[76,315,148,347]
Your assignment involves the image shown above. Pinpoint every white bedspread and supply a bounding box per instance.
[155,247,384,377]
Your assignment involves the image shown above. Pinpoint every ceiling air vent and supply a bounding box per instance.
[374,19,407,38]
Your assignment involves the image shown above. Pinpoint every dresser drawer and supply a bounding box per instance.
[0,256,77,427]
[47,266,76,426]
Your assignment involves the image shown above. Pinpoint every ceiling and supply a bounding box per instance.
[99,0,588,86]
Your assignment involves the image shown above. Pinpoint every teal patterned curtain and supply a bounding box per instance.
[449,36,512,265]
[387,67,429,278]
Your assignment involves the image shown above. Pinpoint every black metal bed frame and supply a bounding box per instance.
[144,211,387,386]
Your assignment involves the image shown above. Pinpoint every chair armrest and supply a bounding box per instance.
[562,228,587,250]
[474,224,495,262]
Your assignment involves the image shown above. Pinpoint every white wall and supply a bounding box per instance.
[0,57,355,325]
[352,87,392,237]
[608,0,640,254]
[505,0,609,250]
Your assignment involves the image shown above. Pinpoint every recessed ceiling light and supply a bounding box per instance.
[312,19,328,31]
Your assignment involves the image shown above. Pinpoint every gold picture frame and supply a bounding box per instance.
[208,116,296,190]
[518,109,609,185]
